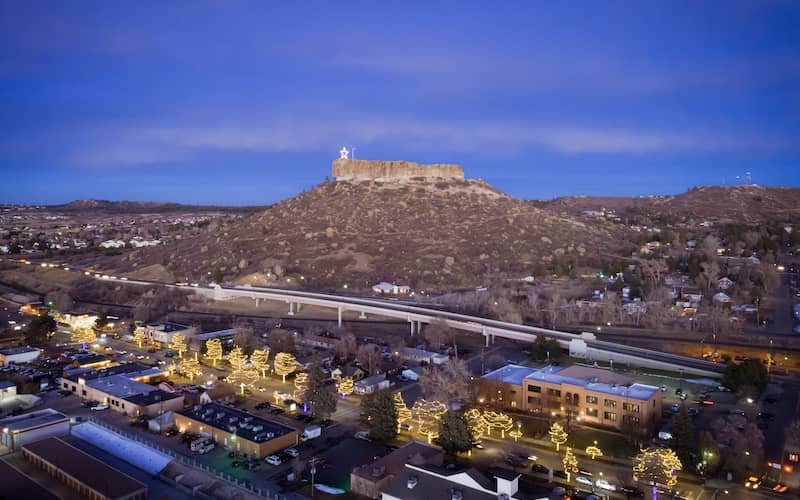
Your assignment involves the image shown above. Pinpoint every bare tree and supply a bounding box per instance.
[233,323,256,354]
[357,343,382,374]
[423,318,454,352]
[335,333,358,361]
[419,358,473,405]
[545,294,564,329]
[490,296,522,324]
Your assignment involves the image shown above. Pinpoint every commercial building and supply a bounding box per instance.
[0,346,41,366]
[60,364,182,417]
[0,459,59,500]
[351,440,442,499]
[0,380,17,402]
[398,347,448,365]
[175,403,298,458]
[23,436,147,500]
[479,364,662,434]
[0,408,70,451]
[137,322,197,347]
[381,464,531,500]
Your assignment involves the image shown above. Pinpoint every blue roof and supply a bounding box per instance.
[481,364,537,386]
[525,365,659,401]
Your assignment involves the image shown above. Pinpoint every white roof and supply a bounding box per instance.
[72,422,172,475]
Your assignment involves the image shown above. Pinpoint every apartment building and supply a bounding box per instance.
[479,364,662,434]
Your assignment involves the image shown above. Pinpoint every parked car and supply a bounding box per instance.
[163,428,179,437]
[265,455,283,466]
[399,422,413,431]
[596,479,617,491]
[576,476,593,486]
[553,470,567,479]
[355,431,371,442]
[531,464,549,474]
[90,404,108,411]
[284,448,300,458]
[621,485,645,497]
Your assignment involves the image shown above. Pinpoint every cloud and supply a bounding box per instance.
[71,116,798,168]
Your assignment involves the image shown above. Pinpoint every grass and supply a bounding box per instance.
[568,427,639,458]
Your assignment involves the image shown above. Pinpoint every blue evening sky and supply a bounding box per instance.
[1,1,798,205]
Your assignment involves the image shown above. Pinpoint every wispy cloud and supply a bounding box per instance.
[71,117,798,168]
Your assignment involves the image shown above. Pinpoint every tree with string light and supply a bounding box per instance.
[549,422,568,451]
[204,338,223,366]
[633,447,682,499]
[274,352,297,383]
[563,447,579,482]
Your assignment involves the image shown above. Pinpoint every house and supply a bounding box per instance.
[99,239,126,249]
[351,441,443,498]
[371,282,411,296]
[398,347,449,365]
[138,322,197,347]
[713,292,732,304]
[332,365,367,381]
[381,463,530,500]
[718,277,734,290]
[354,374,390,395]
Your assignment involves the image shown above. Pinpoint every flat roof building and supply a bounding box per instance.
[0,346,41,366]
[0,459,60,500]
[479,364,662,435]
[23,436,147,500]
[175,403,298,459]
[0,408,70,451]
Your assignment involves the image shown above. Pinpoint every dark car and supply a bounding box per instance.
[302,415,315,423]
[532,463,549,474]
[621,485,645,497]
[320,419,334,427]
[553,470,567,479]
[294,414,306,421]
[255,402,270,410]
[688,407,699,416]
[163,428,179,437]
[758,412,775,420]
[270,407,284,415]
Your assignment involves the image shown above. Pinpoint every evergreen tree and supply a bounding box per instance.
[94,311,109,329]
[304,362,337,419]
[671,403,695,466]
[438,411,473,457]
[360,389,397,442]
[24,314,57,345]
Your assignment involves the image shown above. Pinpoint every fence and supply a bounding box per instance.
[83,417,296,499]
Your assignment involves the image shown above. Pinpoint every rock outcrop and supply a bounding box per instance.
[332,159,464,181]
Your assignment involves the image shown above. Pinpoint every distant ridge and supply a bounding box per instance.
[51,199,264,214]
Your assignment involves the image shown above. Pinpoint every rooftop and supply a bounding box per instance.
[85,374,157,399]
[382,463,510,500]
[195,328,235,341]
[525,365,660,401]
[356,373,388,386]
[352,440,442,481]
[178,403,297,443]
[0,458,60,500]
[64,362,161,383]
[0,346,40,356]
[0,408,68,432]
[481,364,536,386]
[0,380,15,389]
[23,437,147,498]
[124,389,182,407]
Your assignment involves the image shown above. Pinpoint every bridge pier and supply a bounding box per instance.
[359,311,366,319]
[288,302,295,316]
[255,298,260,307]
[337,306,343,328]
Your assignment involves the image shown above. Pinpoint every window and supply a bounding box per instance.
[604,399,617,408]
[547,388,561,397]
[527,396,541,406]
[586,395,598,404]
[623,402,640,413]
[63,382,68,389]
[586,408,598,417]
[623,415,640,424]
[603,411,617,422]
[528,385,541,393]
[81,390,87,396]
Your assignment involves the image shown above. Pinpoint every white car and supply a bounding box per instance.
[596,479,617,491]
[284,448,299,458]
[399,422,413,431]
[90,404,108,411]
[576,476,593,486]
[265,455,282,466]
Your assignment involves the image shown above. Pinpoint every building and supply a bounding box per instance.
[23,437,147,500]
[0,346,41,366]
[479,364,662,434]
[398,347,449,365]
[0,380,17,402]
[175,403,298,458]
[0,408,70,451]
[371,282,412,296]
[355,374,391,395]
[0,459,60,500]
[137,322,197,347]
[351,440,443,499]
[381,463,532,500]
[60,365,182,417]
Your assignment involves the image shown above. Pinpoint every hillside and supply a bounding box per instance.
[545,186,800,224]
[116,178,628,290]
[52,199,263,214]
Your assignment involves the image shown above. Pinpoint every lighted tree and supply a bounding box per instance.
[294,372,309,400]
[418,418,440,444]
[239,365,260,387]
[412,399,447,424]
[227,346,247,375]
[586,445,603,459]
[170,333,188,358]
[204,338,223,366]
[133,328,148,348]
[633,447,683,498]
[250,347,271,377]
[394,392,413,428]
[563,447,579,482]
[549,422,568,451]
[465,408,487,440]
[274,352,297,383]
[509,427,522,442]
[337,376,354,396]
[484,410,514,438]
[177,357,201,380]
[71,327,96,345]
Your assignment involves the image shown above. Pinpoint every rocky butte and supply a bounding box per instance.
[331,158,465,181]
